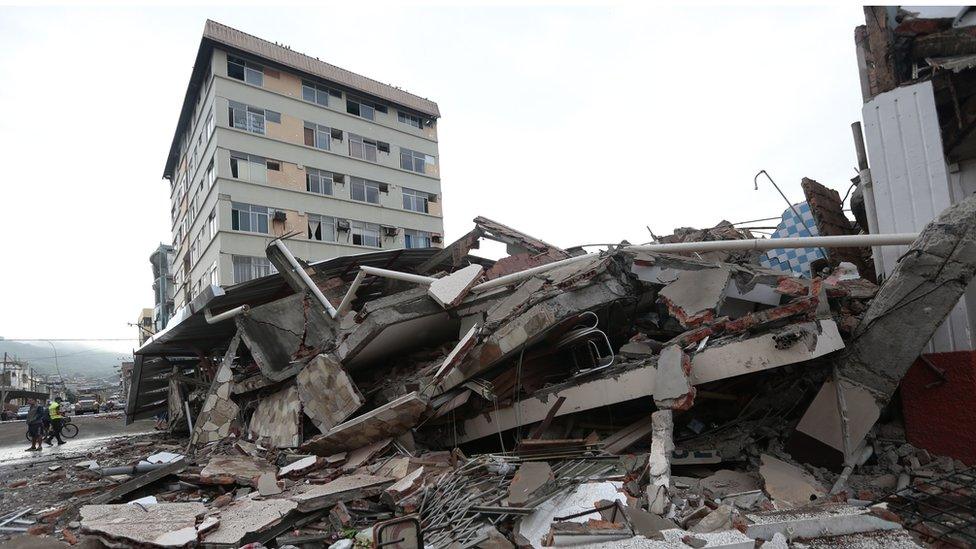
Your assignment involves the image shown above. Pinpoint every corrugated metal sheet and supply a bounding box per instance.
[862,79,975,352]
[204,20,439,118]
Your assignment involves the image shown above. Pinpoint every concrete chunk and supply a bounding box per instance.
[204,496,297,545]
[247,384,302,448]
[296,354,364,433]
[658,267,731,327]
[300,392,428,455]
[80,503,208,548]
[428,264,484,308]
[290,474,394,512]
[759,454,825,509]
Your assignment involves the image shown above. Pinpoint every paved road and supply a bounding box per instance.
[0,414,154,466]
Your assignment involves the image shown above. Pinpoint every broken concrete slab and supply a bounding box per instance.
[296,354,363,433]
[689,505,733,533]
[300,392,427,455]
[342,439,391,472]
[290,474,394,512]
[278,456,318,477]
[690,320,845,385]
[428,264,484,308]
[80,503,209,548]
[237,292,334,382]
[792,193,976,468]
[623,505,678,538]
[515,481,625,549]
[654,345,695,410]
[790,379,880,469]
[759,455,826,509]
[199,455,277,487]
[383,465,425,504]
[745,503,902,540]
[699,470,760,500]
[203,495,297,545]
[658,267,731,327]
[248,384,302,448]
[508,462,553,506]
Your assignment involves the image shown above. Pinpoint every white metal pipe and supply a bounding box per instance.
[204,305,249,324]
[360,265,437,285]
[624,233,919,254]
[273,240,339,319]
[471,254,594,293]
[335,270,367,317]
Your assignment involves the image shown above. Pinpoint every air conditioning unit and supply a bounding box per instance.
[273,211,287,222]
[382,226,399,237]
[432,234,443,243]
[337,220,350,232]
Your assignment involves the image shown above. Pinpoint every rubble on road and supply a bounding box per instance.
[5,192,976,549]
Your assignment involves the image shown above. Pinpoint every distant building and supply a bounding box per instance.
[135,308,154,345]
[151,244,176,331]
[119,361,134,403]
[0,356,51,405]
[162,20,444,310]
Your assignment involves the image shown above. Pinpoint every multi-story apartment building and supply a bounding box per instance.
[163,20,443,309]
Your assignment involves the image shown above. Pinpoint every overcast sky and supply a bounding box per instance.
[0,3,866,347]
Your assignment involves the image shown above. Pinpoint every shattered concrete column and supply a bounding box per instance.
[790,193,976,468]
[647,409,674,515]
[645,345,691,515]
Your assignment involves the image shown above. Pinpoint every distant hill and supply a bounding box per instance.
[0,340,132,378]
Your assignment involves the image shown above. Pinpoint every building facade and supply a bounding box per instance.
[150,243,176,331]
[163,20,444,310]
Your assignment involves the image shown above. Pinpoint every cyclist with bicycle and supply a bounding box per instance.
[45,397,67,446]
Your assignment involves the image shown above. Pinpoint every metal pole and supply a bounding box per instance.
[360,265,437,285]
[204,305,249,324]
[471,254,593,293]
[272,240,339,319]
[335,270,367,317]
[625,232,918,254]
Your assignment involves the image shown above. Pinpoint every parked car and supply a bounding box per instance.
[16,405,30,420]
[74,399,99,415]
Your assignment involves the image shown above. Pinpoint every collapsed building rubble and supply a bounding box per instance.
[7,191,976,549]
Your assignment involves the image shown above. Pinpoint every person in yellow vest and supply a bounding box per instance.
[45,397,66,446]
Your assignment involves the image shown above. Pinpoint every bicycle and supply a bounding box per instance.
[25,415,79,442]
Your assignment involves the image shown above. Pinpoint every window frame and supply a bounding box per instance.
[404,228,432,249]
[349,134,378,162]
[231,202,270,234]
[307,213,337,242]
[398,111,423,129]
[350,220,381,248]
[227,55,264,86]
[402,187,430,213]
[350,177,381,204]
[306,167,335,196]
[303,121,332,150]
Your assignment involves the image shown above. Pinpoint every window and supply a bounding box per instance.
[209,260,219,286]
[227,55,263,86]
[402,188,430,213]
[307,214,336,242]
[206,110,215,138]
[266,160,280,171]
[228,101,266,135]
[206,161,216,188]
[398,111,423,129]
[302,81,335,106]
[306,167,335,196]
[404,229,432,249]
[230,152,267,184]
[349,134,377,162]
[350,177,381,204]
[400,148,435,174]
[231,202,269,234]
[304,122,331,150]
[347,96,386,120]
[232,255,275,284]
[351,220,381,247]
[207,209,217,240]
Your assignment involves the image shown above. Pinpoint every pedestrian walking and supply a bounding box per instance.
[25,399,44,452]
[44,397,67,446]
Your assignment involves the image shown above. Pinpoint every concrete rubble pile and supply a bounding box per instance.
[12,196,976,549]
